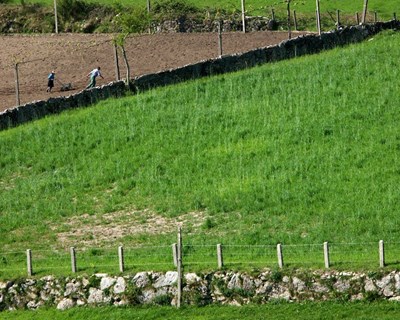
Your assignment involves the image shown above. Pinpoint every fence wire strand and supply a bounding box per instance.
[2,241,400,277]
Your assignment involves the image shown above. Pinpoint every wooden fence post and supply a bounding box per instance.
[394,13,397,21]
[70,247,77,273]
[374,11,377,23]
[14,63,20,106]
[293,10,298,31]
[172,243,178,267]
[241,0,246,33]
[336,10,340,29]
[316,0,321,35]
[277,243,283,268]
[177,227,182,308]
[323,242,330,268]
[53,0,58,34]
[356,12,360,25]
[113,43,120,81]
[362,0,368,25]
[218,20,223,58]
[379,240,385,268]
[147,0,151,34]
[118,246,124,273]
[26,249,32,276]
[287,0,291,39]
[271,8,275,21]
[217,244,223,269]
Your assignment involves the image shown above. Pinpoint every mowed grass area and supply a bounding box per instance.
[3,302,400,320]
[6,0,399,21]
[1,31,400,276]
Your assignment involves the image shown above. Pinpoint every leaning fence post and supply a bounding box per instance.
[324,242,330,268]
[26,249,32,276]
[217,244,224,269]
[379,240,385,268]
[356,12,360,25]
[362,0,368,25]
[70,247,77,273]
[293,10,298,31]
[118,246,124,273]
[172,243,178,267]
[277,243,283,268]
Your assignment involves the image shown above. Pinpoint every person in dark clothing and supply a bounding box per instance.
[47,71,55,92]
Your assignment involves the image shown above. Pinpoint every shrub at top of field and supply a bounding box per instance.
[0,31,400,251]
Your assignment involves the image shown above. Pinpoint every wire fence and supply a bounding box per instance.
[2,240,400,278]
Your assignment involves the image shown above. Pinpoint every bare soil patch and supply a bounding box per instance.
[0,31,310,112]
[49,209,207,248]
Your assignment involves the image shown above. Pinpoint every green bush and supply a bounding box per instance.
[114,7,151,34]
[152,0,199,20]
[58,0,93,22]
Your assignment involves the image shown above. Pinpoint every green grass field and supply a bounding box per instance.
[2,302,400,320]
[1,30,400,277]
[1,302,400,320]
[6,0,399,21]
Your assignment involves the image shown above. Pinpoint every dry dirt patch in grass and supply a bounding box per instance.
[50,209,207,248]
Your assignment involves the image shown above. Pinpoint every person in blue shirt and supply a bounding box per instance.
[46,71,55,92]
[85,67,104,89]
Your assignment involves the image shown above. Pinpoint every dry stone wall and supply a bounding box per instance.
[0,21,399,131]
[1,270,400,311]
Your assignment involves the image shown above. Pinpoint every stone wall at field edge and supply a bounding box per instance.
[0,21,399,131]
[1,270,400,311]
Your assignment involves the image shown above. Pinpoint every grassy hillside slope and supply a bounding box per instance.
[1,31,400,274]
[6,0,399,20]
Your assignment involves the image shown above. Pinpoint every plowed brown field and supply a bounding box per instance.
[0,31,309,113]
